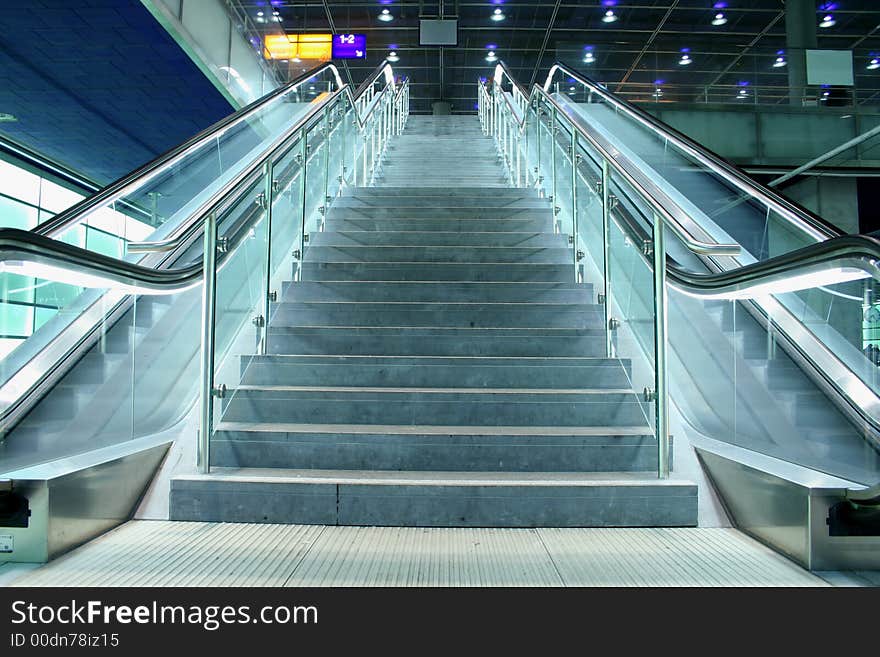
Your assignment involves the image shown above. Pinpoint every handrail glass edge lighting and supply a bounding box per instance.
[0,60,409,477]
[480,60,880,499]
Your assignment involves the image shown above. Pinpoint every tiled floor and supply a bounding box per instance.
[6,520,827,587]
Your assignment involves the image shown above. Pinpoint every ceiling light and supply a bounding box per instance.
[491,8,505,22]
[602,10,618,23]
[678,53,692,66]
[255,11,266,23]
[819,14,836,28]
[387,51,399,62]
[485,50,498,62]
[711,13,727,26]
[773,56,787,68]
[869,58,880,70]
[379,8,394,22]
[583,51,596,64]
[653,87,663,98]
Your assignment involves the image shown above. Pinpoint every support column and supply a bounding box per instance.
[786,0,817,106]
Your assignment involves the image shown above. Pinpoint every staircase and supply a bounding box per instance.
[170,115,697,527]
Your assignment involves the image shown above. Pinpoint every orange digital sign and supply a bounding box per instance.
[264,34,332,61]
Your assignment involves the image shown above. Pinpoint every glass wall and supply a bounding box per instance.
[0,155,154,358]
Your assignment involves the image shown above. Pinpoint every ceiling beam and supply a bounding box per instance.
[705,10,784,88]
[527,0,562,89]
[615,0,679,92]
[320,0,353,86]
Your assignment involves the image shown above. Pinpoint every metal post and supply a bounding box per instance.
[535,102,542,196]
[260,160,275,355]
[570,129,578,281]
[601,159,612,358]
[652,214,670,479]
[298,132,308,276]
[198,212,218,474]
[322,108,330,226]
[551,107,558,233]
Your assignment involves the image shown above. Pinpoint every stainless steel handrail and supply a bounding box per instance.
[488,63,740,258]
[0,61,406,437]
[34,62,346,240]
[126,62,399,255]
[542,61,840,244]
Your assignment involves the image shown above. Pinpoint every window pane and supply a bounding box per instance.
[85,226,123,258]
[40,178,84,213]
[0,195,38,230]
[0,159,40,206]
[0,301,34,338]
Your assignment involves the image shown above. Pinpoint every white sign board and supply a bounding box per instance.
[806,49,854,86]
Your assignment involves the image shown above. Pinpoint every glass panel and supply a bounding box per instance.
[606,174,658,472]
[212,175,269,435]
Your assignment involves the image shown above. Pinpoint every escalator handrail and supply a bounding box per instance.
[124,64,404,256]
[0,63,404,434]
[484,65,741,257]
[33,61,346,240]
[543,61,841,244]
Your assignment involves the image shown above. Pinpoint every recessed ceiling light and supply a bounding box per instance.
[711,13,727,26]
[379,8,394,22]
[602,10,618,23]
[491,8,505,22]
[819,14,836,28]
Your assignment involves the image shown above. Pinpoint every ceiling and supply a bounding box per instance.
[0,0,235,183]
[230,1,880,112]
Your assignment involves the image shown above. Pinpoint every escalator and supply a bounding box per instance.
[483,62,880,568]
[0,61,408,560]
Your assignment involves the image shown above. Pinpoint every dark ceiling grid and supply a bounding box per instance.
[229,1,880,112]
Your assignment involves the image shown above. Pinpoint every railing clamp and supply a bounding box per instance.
[255,192,267,209]
[212,384,227,399]
[318,206,326,216]
[608,194,619,211]
[597,293,606,304]
[568,235,574,245]
[608,317,620,331]
[642,240,654,257]
[217,236,229,253]
[272,179,280,193]
[554,206,561,216]
[252,315,265,329]
[576,250,585,261]
[303,233,310,243]
[292,249,301,260]
[595,180,603,195]
[268,290,278,303]
[295,153,303,165]
[643,387,656,403]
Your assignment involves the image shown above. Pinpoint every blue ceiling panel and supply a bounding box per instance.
[0,0,235,184]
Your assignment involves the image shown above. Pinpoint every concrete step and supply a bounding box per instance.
[170,469,697,527]
[240,355,632,389]
[210,424,658,472]
[302,245,573,264]
[308,231,567,248]
[267,301,603,329]
[280,281,592,304]
[331,198,547,210]
[266,327,607,357]
[300,262,574,282]
[326,207,551,220]
[324,217,553,233]
[340,186,536,198]
[220,388,649,427]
